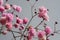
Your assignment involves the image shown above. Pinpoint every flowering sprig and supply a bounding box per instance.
[0,0,60,40]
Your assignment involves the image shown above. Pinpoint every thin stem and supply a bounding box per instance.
[20,1,37,40]
[35,20,44,29]
[54,24,56,33]
[15,35,27,38]
[31,1,37,17]
[11,31,16,40]
[20,17,33,40]
[10,30,22,34]
[0,26,3,33]
[20,14,37,40]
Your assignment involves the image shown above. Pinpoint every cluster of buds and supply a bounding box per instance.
[0,0,28,35]
[38,6,49,21]
[27,25,52,40]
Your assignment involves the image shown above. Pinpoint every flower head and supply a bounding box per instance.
[28,26,36,36]
[38,6,49,21]
[2,13,14,22]
[38,31,46,38]
[6,22,12,30]
[2,30,8,35]
[4,3,11,10]
[23,17,28,24]
[0,6,5,12]
[16,17,23,24]
[0,17,7,25]
[45,26,52,35]
[12,5,22,12]
[0,0,3,5]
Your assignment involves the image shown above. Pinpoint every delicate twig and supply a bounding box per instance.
[11,31,16,40]
[15,35,27,38]
[54,23,56,33]
[10,30,22,34]
[20,14,37,40]
[0,26,3,33]
[35,20,44,30]
[31,1,37,17]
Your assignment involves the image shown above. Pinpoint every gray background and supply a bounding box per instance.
[0,0,60,40]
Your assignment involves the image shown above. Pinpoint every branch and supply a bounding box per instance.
[11,31,16,40]
[31,1,37,17]
[35,20,44,30]
[20,14,37,40]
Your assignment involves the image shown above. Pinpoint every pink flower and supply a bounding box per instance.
[4,3,11,10]
[45,26,52,35]
[28,26,36,36]
[0,17,7,25]
[42,14,49,21]
[19,25,24,30]
[38,31,45,38]
[38,35,46,40]
[2,13,7,16]
[12,5,22,12]
[0,6,5,12]
[27,34,33,40]
[39,6,48,13]
[16,17,23,24]
[13,23,19,28]
[23,17,28,24]
[6,13,14,22]
[2,30,8,35]
[0,0,3,5]
[16,6,22,12]
[6,22,12,30]
[2,13,14,22]
[38,6,49,21]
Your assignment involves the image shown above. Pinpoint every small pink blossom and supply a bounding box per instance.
[12,5,22,12]
[0,0,3,5]
[6,13,14,22]
[2,13,14,22]
[4,3,11,10]
[16,17,23,24]
[2,30,8,35]
[27,34,33,40]
[38,35,46,40]
[42,14,49,21]
[13,23,19,28]
[45,26,52,35]
[38,6,49,21]
[23,17,28,24]
[19,25,24,30]
[38,31,45,38]
[39,6,48,13]
[28,26,36,36]
[0,6,5,12]
[0,17,7,25]
[2,13,7,16]
[16,6,22,12]
[6,22,12,30]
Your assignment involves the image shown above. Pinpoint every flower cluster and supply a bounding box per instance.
[38,6,49,21]
[0,0,28,35]
[27,25,52,40]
